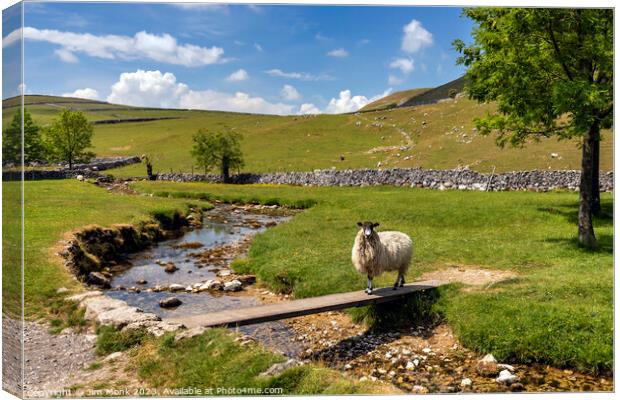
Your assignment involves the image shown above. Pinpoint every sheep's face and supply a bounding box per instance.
[357,221,379,238]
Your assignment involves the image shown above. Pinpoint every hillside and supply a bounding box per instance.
[3,94,613,176]
[360,76,466,112]
[358,88,431,112]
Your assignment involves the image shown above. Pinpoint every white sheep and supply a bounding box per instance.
[351,221,413,294]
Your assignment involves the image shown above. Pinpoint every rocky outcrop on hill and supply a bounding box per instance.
[156,168,613,192]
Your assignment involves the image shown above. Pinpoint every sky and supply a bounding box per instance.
[2,2,473,115]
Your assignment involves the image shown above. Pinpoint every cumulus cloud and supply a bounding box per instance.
[106,69,294,115]
[401,19,433,53]
[324,89,392,114]
[280,84,300,101]
[4,27,225,67]
[226,69,249,82]
[179,91,294,115]
[107,70,189,108]
[264,69,333,81]
[62,88,99,100]
[327,48,349,58]
[298,103,321,115]
[389,57,414,75]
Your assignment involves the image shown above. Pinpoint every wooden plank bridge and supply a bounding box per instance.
[165,280,445,328]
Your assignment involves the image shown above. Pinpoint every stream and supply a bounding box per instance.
[104,204,302,356]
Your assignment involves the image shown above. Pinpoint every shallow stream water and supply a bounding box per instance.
[104,204,302,356]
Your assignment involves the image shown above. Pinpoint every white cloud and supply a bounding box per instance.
[63,88,99,100]
[180,91,294,115]
[325,89,392,114]
[2,28,21,48]
[298,103,321,115]
[55,48,78,63]
[389,57,414,75]
[226,69,249,82]
[280,84,300,101]
[401,19,433,53]
[327,48,349,58]
[247,5,264,14]
[264,69,333,81]
[388,75,404,85]
[107,70,189,108]
[357,38,370,46]
[106,69,294,115]
[8,27,225,67]
[315,33,331,41]
[254,43,263,52]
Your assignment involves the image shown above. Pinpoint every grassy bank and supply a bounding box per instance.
[132,329,393,395]
[133,181,613,374]
[2,180,200,319]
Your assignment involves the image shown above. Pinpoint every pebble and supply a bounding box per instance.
[460,378,472,387]
[496,369,519,385]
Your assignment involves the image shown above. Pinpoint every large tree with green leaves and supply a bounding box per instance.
[454,8,612,248]
[45,109,95,169]
[2,108,45,165]
[191,129,244,183]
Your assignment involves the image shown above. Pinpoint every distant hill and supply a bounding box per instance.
[359,88,431,112]
[361,76,466,112]
[3,93,612,176]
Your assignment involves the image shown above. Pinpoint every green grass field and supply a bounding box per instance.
[132,181,613,374]
[2,180,202,318]
[5,95,613,176]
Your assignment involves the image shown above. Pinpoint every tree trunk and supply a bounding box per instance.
[221,157,230,183]
[577,125,598,248]
[68,155,73,170]
[591,128,601,215]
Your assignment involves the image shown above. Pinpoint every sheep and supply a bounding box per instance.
[351,221,413,294]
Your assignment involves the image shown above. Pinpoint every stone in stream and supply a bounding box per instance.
[136,279,147,285]
[159,297,182,308]
[168,284,185,292]
[476,353,499,377]
[223,280,242,292]
[198,280,223,292]
[237,275,256,285]
[164,263,179,273]
[496,369,519,385]
[86,272,111,289]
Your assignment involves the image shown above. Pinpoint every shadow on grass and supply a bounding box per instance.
[544,233,613,254]
[537,199,613,228]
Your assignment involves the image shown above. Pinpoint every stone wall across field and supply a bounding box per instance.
[156,168,614,192]
[2,156,140,181]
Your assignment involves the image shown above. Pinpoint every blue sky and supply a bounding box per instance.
[3,2,473,114]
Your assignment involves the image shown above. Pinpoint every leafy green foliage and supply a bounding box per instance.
[2,108,45,164]
[191,129,244,181]
[45,109,95,168]
[454,8,613,145]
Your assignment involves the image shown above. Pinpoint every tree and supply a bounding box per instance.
[454,8,612,248]
[45,109,95,169]
[2,108,44,165]
[191,129,244,183]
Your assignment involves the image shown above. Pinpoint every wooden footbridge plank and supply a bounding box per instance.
[166,280,445,329]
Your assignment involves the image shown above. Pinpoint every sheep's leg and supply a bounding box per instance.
[399,273,405,287]
[366,276,373,294]
[393,274,401,290]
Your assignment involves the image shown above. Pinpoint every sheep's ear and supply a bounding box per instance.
[373,222,380,228]
[357,222,363,227]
